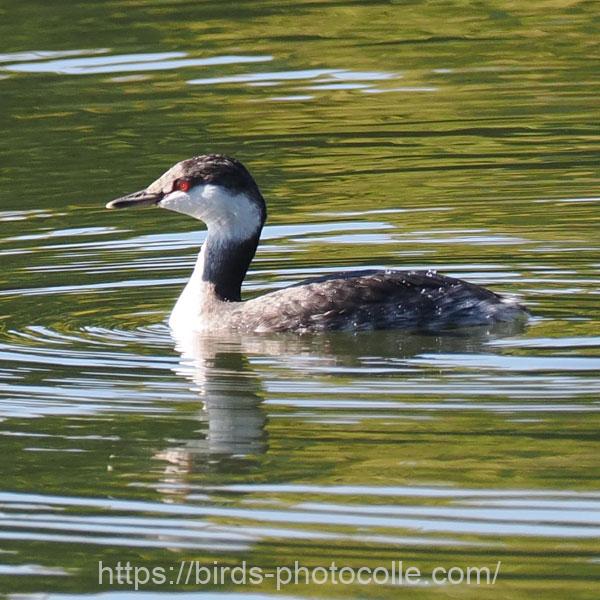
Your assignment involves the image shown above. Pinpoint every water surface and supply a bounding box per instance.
[0,1,599,598]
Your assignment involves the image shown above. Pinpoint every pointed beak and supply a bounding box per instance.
[105,189,163,210]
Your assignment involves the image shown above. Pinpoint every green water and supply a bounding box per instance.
[0,1,599,598]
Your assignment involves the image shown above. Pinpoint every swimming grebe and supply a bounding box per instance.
[106,154,527,333]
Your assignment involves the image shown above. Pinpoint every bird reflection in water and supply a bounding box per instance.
[152,319,526,496]
[154,332,269,492]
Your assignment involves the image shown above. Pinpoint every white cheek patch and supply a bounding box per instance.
[159,184,262,242]
[158,190,197,215]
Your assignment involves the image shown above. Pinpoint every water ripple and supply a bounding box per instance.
[3,51,272,75]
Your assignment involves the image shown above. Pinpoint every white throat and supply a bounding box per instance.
[159,184,262,242]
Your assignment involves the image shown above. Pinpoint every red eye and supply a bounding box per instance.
[176,179,191,192]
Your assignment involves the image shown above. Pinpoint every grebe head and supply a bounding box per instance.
[106,154,266,240]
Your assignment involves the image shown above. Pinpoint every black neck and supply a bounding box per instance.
[201,231,261,302]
